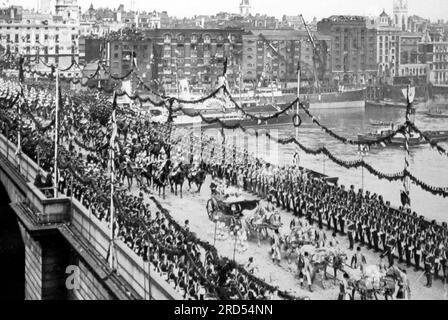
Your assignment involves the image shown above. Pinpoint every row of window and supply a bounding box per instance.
[0,26,76,31]
[0,33,77,43]
[163,34,237,42]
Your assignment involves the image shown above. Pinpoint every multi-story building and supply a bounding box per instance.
[367,10,400,84]
[106,29,153,89]
[408,15,429,33]
[394,32,426,84]
[0,1,80,77]
[317,15,378,85]
[241,29,331,87]
[145,28,245,92]
[419,33,448,85]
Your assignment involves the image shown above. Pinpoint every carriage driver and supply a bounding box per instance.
[252,202,268,226]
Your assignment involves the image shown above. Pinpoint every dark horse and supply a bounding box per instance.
[187,162,207,193]
[152,160,171,199]
[147,141,165,161]
[169,163,188,198]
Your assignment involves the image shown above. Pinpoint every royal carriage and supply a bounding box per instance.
[206,188,260,227]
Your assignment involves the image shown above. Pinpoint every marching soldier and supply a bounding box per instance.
[424,252,434,288]
[414,243,422,271]
[347,219,355,250]
[405,237,413,267]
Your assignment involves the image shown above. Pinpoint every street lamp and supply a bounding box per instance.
[358,145,369,191]
[213,213,219,246]
[232,224,240,262]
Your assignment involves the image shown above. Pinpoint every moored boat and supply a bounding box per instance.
[369,120,394,127]
[425,109,448,119]
[357,126,448,147]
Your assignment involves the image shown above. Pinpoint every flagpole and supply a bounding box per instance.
[296,61,301,140]
[17,89,22,173]
[109,91,117,270]
[54,68,59,198]
[403,84,412,211]
[17,54,24,173]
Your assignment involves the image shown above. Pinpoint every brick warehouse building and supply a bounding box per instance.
[145,28,245,93]
[241,29,331,88]
[317,15,378,86]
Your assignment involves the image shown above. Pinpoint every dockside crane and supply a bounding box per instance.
[299,14,321,93]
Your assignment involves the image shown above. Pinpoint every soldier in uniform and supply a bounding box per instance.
[339,210,346,235]
[372,221,379,252]
[385,236,396,267]
[347,219,355,250]
[424,252,434,288]
[414,243,422,271]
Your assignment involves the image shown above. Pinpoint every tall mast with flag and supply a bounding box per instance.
[53,68,60,197]
[108,92,118,270]
[402,84,415,209]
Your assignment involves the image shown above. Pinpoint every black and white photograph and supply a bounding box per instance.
[0,0,447,308]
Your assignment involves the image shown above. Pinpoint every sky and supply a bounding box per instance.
[10,0,448,21]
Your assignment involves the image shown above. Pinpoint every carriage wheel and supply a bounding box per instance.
[206,199,215,220]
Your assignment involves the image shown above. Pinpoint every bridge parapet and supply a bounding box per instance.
[0,134,71,225]
[0,134,181,300]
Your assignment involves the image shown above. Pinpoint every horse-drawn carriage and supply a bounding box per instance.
[347,265,402,300]
[206,192,259,227]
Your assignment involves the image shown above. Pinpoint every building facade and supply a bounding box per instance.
[419,35,448,85]
[106,29,153,88]
[0,2,80,76]
[395,32,426,84]
[367,10,401,84]
[145,28,245,92]
[241,29,331,87]
[317,15,377,85]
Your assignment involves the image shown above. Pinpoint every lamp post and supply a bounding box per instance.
[213,213,219,246]
[358,145,369,191]
[233,224,240,262]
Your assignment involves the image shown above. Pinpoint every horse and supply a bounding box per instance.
[147,142,163,161]
[186,162,207,193]
[120,160,135,191]
[139,162,155,189]
[152,160,171,199]
[169,163,188,197]
[117,121,129,140]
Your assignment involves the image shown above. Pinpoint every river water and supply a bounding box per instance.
[216,106,448,223]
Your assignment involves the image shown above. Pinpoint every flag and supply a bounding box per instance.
[297,61,301,72]
[110,95,118,156]
[132,51,138,68]
[402,86,415,104]
[223,57,228,76]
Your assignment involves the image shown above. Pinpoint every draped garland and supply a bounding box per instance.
[3,58,448,198]
[150,196,302,300]
[409,122,448,158]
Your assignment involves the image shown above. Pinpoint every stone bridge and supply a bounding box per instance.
[0,134,181,300]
